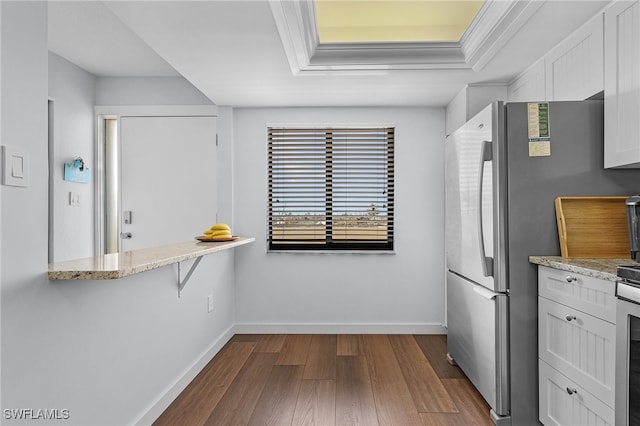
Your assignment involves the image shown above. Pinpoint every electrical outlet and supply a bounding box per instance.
[207,294,213,313]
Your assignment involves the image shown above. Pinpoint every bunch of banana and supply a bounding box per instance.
[203,223,232,239]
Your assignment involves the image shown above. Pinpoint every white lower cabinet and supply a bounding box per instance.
[539,360,614,426]
[538,266,616,425]
[539,296,616,407]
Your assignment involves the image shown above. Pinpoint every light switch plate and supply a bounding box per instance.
[69,192,80,207]
[2,145,29,187]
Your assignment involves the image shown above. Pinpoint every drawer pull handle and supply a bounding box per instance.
[565,275,577,283]
[565,314,577,322]
[566,387,578,395]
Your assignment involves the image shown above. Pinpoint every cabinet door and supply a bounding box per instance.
[539,296,616,407]
[508,59,547,102]
[545,14,604,101]
[604,0,640,168]
[539,360,614,426]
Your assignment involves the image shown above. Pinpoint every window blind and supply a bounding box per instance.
[268,127,394,250]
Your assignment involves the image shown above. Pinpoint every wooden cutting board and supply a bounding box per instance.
[555,196,631,258]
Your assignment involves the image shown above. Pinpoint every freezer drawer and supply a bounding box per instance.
[446,271,508,415]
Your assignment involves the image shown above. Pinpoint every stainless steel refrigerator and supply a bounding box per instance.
[445,100,640,425]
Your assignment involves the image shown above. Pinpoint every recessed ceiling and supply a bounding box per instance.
[315,0,485,43]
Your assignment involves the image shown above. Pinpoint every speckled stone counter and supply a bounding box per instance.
[529,255,638,281]
[48,237,255,280]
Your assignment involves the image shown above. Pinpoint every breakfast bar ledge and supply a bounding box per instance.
[48,237,255,297]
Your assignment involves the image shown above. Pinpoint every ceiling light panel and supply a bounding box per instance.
[315,0,485,43]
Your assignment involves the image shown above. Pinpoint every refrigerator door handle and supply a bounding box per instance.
[478,140,494,277]
[473,284,497,300]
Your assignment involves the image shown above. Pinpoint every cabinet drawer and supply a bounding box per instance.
[539,296,615,407]
[539,360,614,426]
[538,266,616,323]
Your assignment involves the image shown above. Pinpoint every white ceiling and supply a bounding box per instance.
[47,0,610,107]
[48,1,179,77]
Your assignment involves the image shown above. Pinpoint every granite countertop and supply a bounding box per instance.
[48,237,255,280]
[529,255,638,281]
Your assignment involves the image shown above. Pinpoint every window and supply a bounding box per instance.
[268,126,395,251]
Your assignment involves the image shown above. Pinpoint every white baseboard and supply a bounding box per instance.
[134,325,235,426]
[233,323,446,335]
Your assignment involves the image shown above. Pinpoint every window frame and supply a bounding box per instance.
[267,125,395,252]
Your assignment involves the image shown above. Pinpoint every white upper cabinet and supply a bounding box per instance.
[445,84,507,136]
[507,59,547,103]
[604,0,640,168]
[508,12,605,103]
[545,14,604,101]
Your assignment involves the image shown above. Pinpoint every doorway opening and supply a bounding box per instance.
[104,118,119,254]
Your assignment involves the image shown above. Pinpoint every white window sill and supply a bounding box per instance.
[267,250,396,255]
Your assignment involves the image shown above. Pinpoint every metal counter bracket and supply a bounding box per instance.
[177,256,203,297]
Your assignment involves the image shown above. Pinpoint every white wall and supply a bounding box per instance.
[48,59,216,264]
[1,1,49,421]
[1,5,236,425]
[96,77,213,106]
[48,52,96,262]
[233,107,446,333]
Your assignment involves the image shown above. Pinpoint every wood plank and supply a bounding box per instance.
[335,356,379,426]
[254,334,287,353]
[420,412,477,426]
[337,334,365,356]
[388,335,457,413]
[413,335,466,379]
[419,379,493,426]
[247,365,304,426]
[204,352,278,426]
[362,335,422,426]
[277,334,313,365]
[153,341,255,426]
[292,380,336,426]
[304,335,337,380]
[229,334,261,342]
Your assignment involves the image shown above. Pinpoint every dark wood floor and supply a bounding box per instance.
[153,334,492,426]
